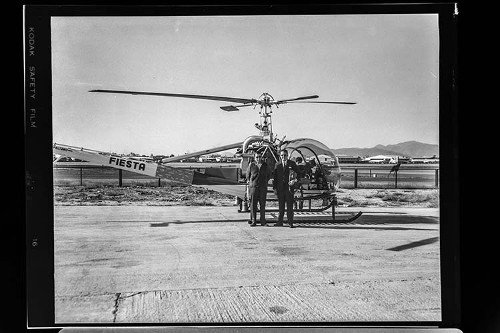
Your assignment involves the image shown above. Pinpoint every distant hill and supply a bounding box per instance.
[332,141,439,158]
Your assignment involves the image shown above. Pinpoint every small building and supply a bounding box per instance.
[199,154,218,162]
[337,155,363,164]
[180,157,199,163]
[363,155,396,164]
[363,155,411,164]
[316,154,334,164]
[396,156,412,164]
[410,155,439,164]
[127,156,154,162]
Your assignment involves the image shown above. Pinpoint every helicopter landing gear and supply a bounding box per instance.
[240,193,362,224]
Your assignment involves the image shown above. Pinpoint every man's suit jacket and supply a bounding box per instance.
[273,160,299,192]
[246,161,270,189]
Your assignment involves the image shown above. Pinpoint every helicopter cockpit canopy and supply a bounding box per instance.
[282,138,341,191]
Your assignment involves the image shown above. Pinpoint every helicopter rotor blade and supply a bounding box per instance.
[220,103,255,112]
[274,95,319,105]
[287,101,357,105]
[89,89,256,105]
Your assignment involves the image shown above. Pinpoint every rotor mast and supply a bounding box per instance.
[257,92,274,142]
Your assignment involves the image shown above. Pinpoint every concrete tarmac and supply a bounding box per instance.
[54,205,441,324]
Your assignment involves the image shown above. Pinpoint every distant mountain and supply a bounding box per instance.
[331,141,439,158]
[381,141,439,158]
[332,147,403,157]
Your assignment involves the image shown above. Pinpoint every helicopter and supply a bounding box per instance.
[53,89,363,223]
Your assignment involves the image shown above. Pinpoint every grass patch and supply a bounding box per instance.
[184,199,215,206]
[53,185,439,208]
[374,189,439,207]
[53,184,234,206]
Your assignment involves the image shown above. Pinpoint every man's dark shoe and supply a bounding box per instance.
[288,223,296,228]
[250,222,257,227]
[261,222,267,226]
[274,222,284,227]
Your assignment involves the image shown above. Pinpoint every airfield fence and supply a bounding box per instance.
[339,164,439,189]
[53,163,440,189]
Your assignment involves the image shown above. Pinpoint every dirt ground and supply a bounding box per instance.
[53,185,439,208]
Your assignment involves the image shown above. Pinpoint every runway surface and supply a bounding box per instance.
[54,206,441,324]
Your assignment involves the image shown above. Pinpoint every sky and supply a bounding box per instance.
[51,14,439,156]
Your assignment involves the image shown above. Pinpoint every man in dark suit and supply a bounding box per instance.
[246,151,271,226]
[273,149,300,228]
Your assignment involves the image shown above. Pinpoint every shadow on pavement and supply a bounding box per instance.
[149,214,438,230]
[296,225,436,231]
[387,236,439,251]
[291,214,438,230]
[150,219,250,227]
